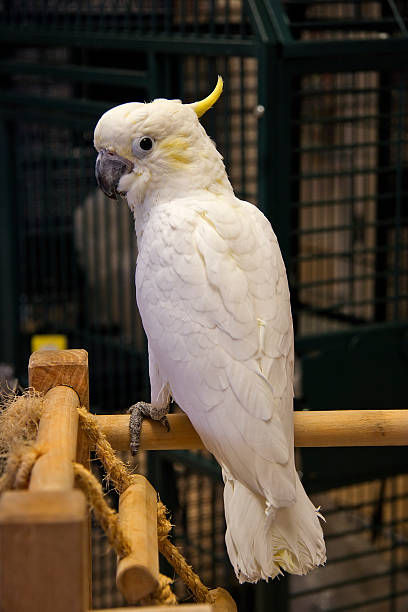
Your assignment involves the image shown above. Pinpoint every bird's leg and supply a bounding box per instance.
[128,401,170,456]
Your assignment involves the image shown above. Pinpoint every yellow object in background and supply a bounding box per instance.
[31,334,68,353]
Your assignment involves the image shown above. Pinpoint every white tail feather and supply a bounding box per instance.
[223,471,326,583]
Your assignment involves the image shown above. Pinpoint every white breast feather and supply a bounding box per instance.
[136,193,296,510]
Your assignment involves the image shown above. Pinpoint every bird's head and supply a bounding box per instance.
[94,76,230,207]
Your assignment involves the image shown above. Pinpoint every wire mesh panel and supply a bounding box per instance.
[0,0,254,38]
[282,0,407,40]
[291,477,408,611]
[11,114,146,411]
[290,69,408,335]
[171,453,231,597]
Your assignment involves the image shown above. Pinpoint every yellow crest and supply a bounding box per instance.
[188,76,223,118]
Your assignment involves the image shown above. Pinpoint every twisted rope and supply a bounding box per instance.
[0,443,45,493]
[157,501,212,603]
[77,406,134,494]
[0,449,22,494]
[15,443,46,489]
[73,461,130,558]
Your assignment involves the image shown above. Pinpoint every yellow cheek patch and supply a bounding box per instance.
[160,137,192,167]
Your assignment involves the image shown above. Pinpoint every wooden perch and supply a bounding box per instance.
[116,476,159,603]
[96,409,408,451]
[94,607,212,612]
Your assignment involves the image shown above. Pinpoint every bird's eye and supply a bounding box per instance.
[132,136,154,157]
[140,137,153,151]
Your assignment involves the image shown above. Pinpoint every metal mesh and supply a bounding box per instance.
[13,115,146,410]
[290,69,408,336]
[0,0,254,38]
[291,477,408,611]
[171,452,231,598]
[282,1,407,40]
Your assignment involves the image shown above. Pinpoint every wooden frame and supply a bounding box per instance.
[0,348,406,611]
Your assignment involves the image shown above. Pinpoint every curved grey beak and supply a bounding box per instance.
[95,149,134,199]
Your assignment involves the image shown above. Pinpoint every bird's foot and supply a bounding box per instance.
[128,401,170,456]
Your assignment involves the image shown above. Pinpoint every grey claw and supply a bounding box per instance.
[160,416,170,433]
[128,402,170,456]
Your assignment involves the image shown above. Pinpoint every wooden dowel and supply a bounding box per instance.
[116,476,159,603]
[96,410,408,451]
[29,385,80,491]
[294,409,408,447]
[210,587,237,611]
[92,606,213,611]
[93,588,236,611]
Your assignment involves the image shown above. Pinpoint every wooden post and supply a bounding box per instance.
[0,349,90,612]
[116,475,160,603]
[28,349,89,408]
[29,349,93,606]
[29,385,80,491]
[0,490,88,612]
[28,348,90,468]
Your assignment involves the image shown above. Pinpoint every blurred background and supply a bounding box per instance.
[0,1,408,610]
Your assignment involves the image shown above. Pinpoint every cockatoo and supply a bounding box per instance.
[93,77,326,583]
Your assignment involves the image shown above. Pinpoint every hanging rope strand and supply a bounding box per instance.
[73,461,130,558]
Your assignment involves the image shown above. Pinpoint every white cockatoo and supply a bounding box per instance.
[93,77,326,583]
